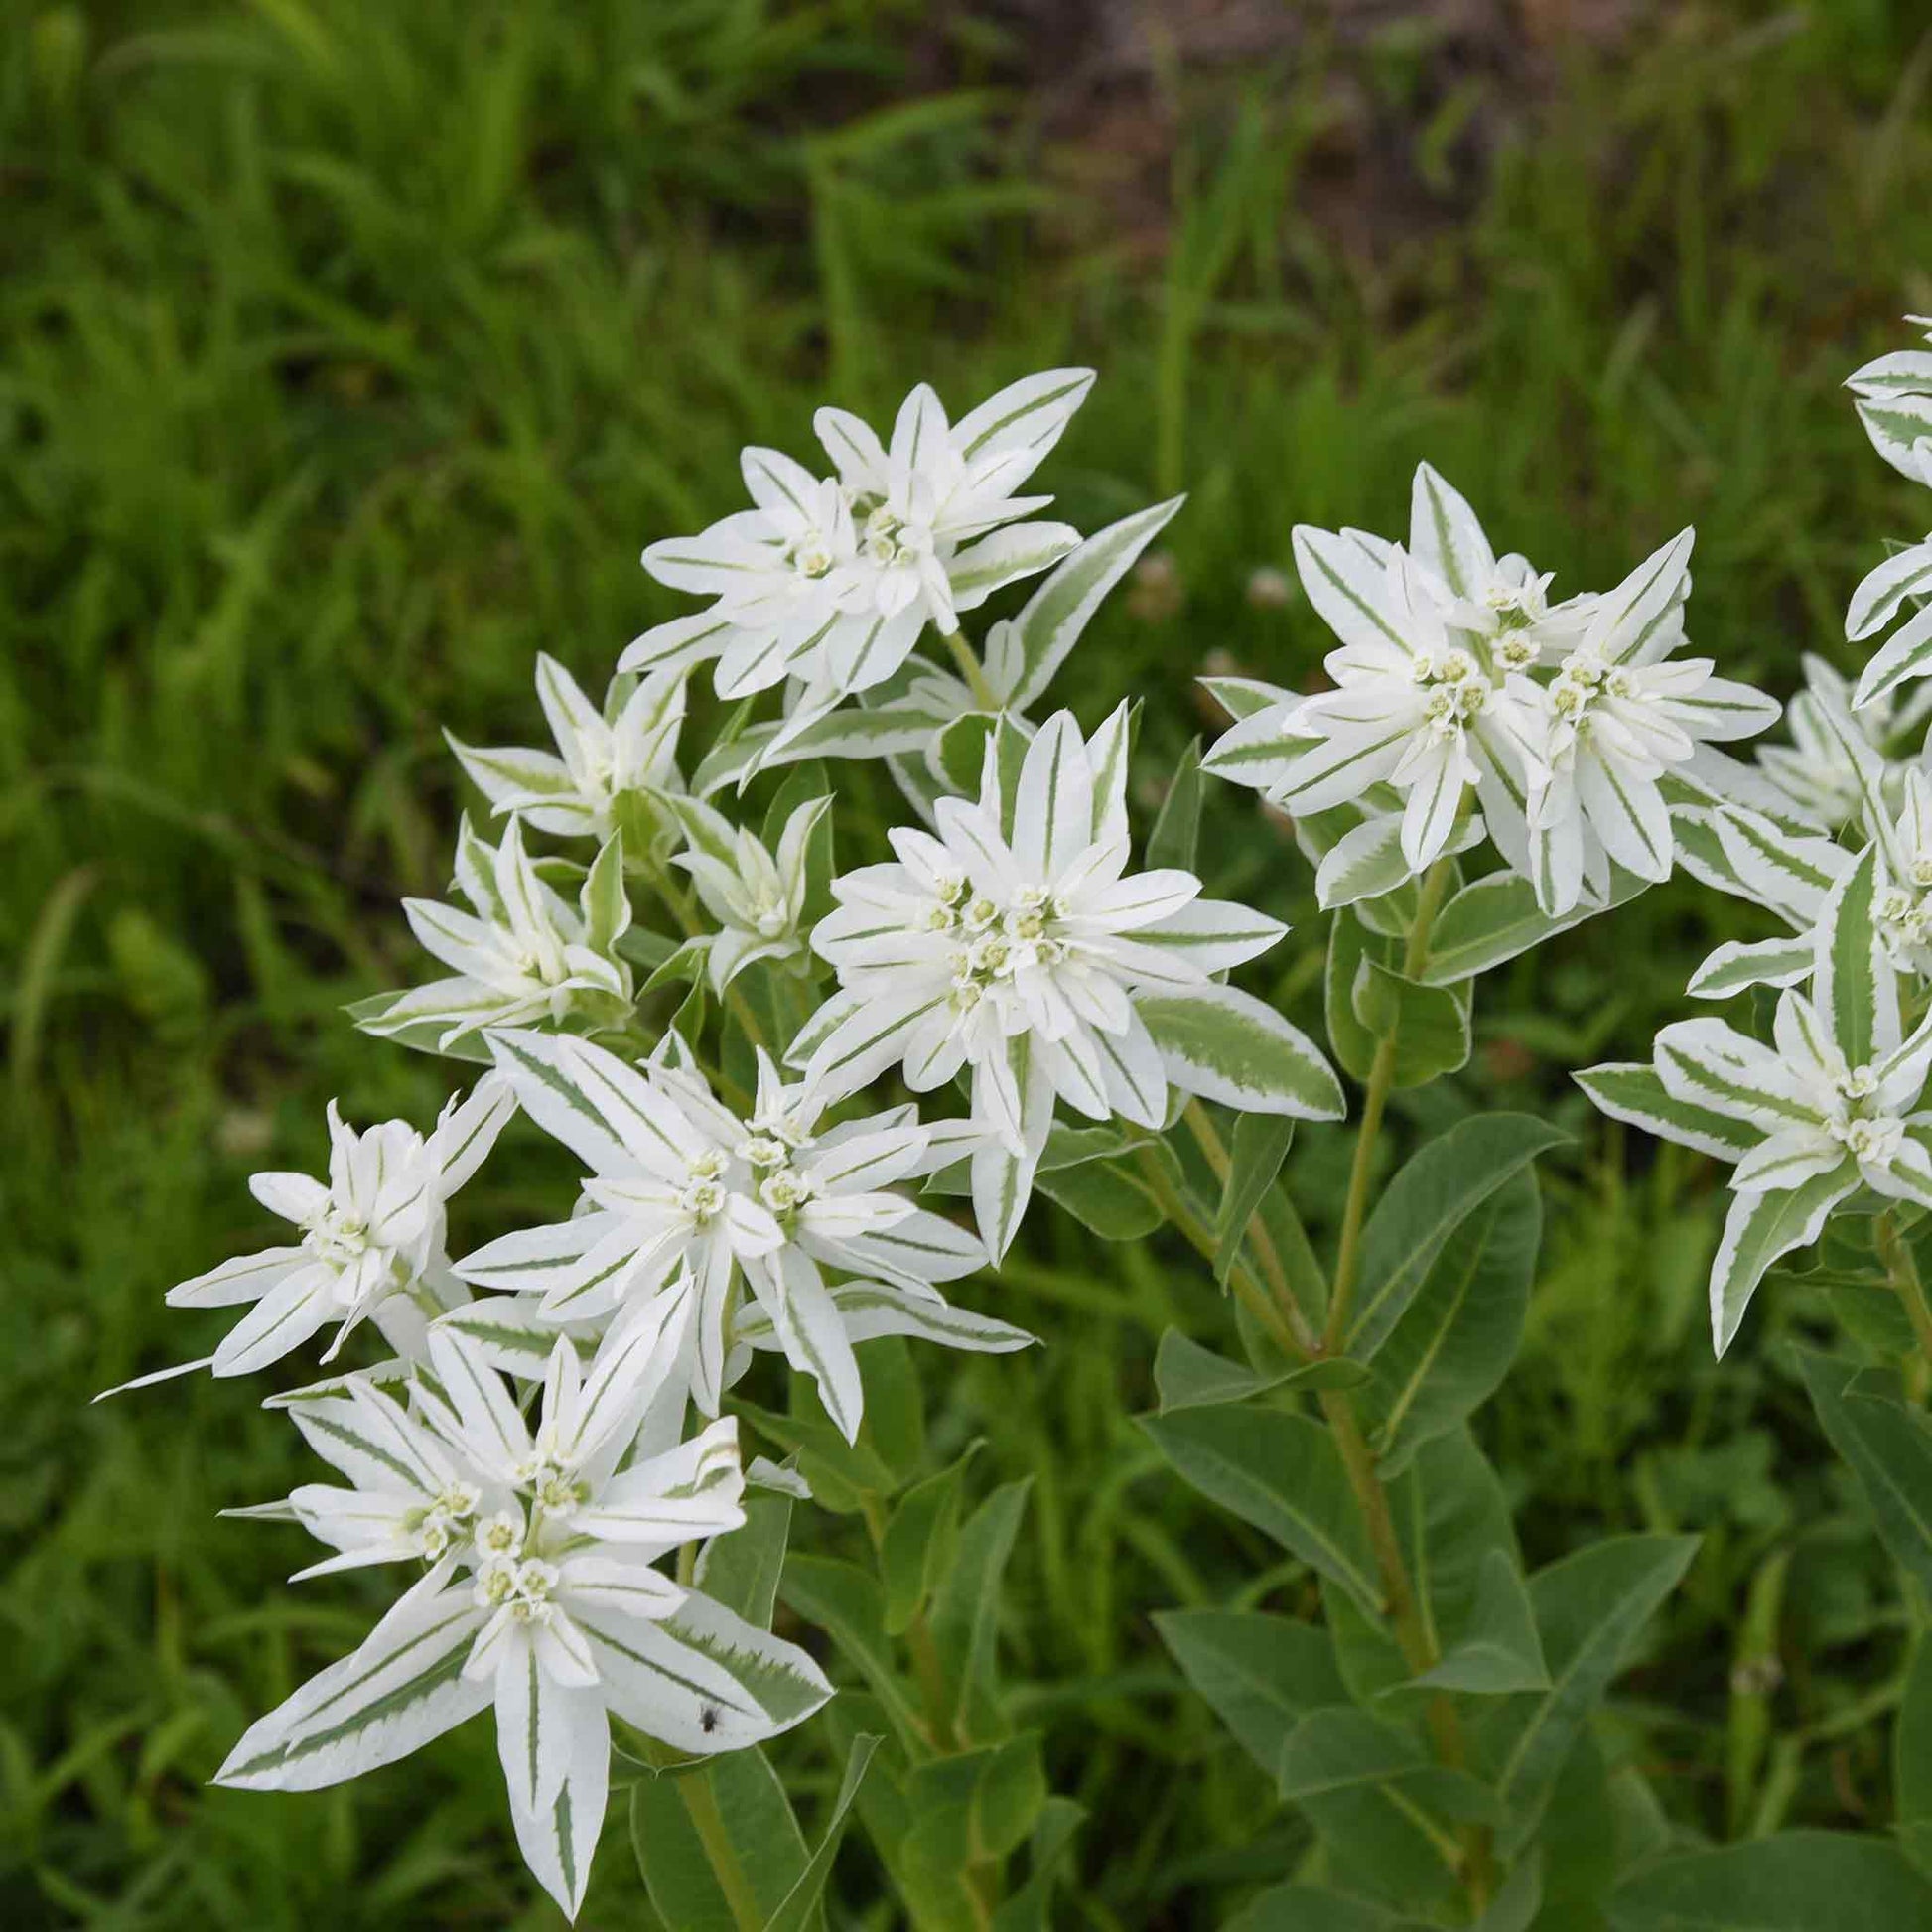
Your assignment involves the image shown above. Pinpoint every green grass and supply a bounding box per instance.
[8,1,1932,1923]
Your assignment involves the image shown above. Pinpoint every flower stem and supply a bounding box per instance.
[1323,857,1455,1352]
[1134,1142,1306,1361]
[1181,1100,1321,1356]
[941,628,1001,711]
[678,1769,766,1932]
[1879,1211,1932,1378]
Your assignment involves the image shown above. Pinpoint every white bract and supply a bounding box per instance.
[1846,317,1932,487]
[1749,654,1931,832]
[666,790,828,992]
[357,818,634,1055]
[217,1314,829,1920]
[454,1030,1008,1438]
[1516,531,1779,916]
[623,371,1090,737]
[1581,851,1932,1354]
[802,707,1341,1255]
[1203,536,1543,878]
[124,1078,513,1386]
[1849,530,1932,713]
[448,655,685,843]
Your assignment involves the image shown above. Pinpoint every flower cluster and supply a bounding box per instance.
[1203,464,1779,917]
[1581,320,1932,1355]
[124,347,1821,1918]
[119,366,1350,1920]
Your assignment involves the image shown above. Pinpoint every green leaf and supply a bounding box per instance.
[1276,1706,1495,1914]
[1352,957,1473,1089]
[760,1732,881,1932]
[1147,738,1204,872]
[1153,1610,1346,1774]
[929,1480,1033,1745]
[934,711,1000,798]
[1419,868,1645,986]
[882,1442,982,1635]
[899,1734,1048,1929]
[630,1750,808,1932]
[1897,1636,1932,1829]
[694,1486,796,1632]
[1605,1831,1932,1929]
[1223,1884,1405,1931]
[1140,1407,1380,1611]
[1348,1115,1568,1361]
[1139,981,1346,1120]
[1816,847,1892,1071]
[988,1797,1085,1932]
[1035,1154,1166,1240]
[1712,1174,1854,1358]
[777,1556,925,1750]
[1792,1346,1932,1596]
[1363,1169,1540,1475]
[1576,1061,1765,1163]
[731,1400,898,1515]
[1409,1548,1549,1695]
[1152,1330,1367,1411]
[1213,1113,1296,1283]
[1490,1534,1700,1855]
[1326,910,1384,1084]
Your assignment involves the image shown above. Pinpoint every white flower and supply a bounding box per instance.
[1203,537,1544,876]
[119,1078,514,1388]
[801,706,1335,1254]
[217,1318,830,1921]
[1404,461,1594,658]
[448,654,685,842]
[358,818,635,1054]
[726,1053,1027,1441]
[456,1032,1009,1440]
[455,1030,782,1416]
[1745,655,1928,832]
[1582,851,1932,1355]
[666,791,828,992]
[622,371,1090,719]
[1517,531,1779,916]
[811,371,1089,634]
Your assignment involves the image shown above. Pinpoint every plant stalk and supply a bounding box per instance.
[941,628,1001,711]
[1879,1210,1932,1379]
[1322,857,1455,1352]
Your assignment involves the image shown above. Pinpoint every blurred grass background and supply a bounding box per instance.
[7,1,1932,1924]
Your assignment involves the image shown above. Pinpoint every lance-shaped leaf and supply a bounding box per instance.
[1152,1331,1366,1411]
[1687,936,1815,1001]
[1575,1062,1765,1163]
[1139,1407,1380,1614]
[984,498,1184,708]
[1489,1534,1699,1856]
[1408,1548,1549,1696]
[1346,1115,1567,1361]
[1417,867,1645,987]
[1710,1170,1855,1357]
[1605,1831,1932,1930]
[629,1748,810,1931]
[1137,981,1345,1120]
[1854,599,1932,712]
[215,1565,488,1791]
[929,1479,1033,1744]
[1362,1168,1539,1475]
[1154,1610,1347,1775]
[1792,1347,1932,1598]
[1813,846,1897,1068]
[762,1732,882,1932]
